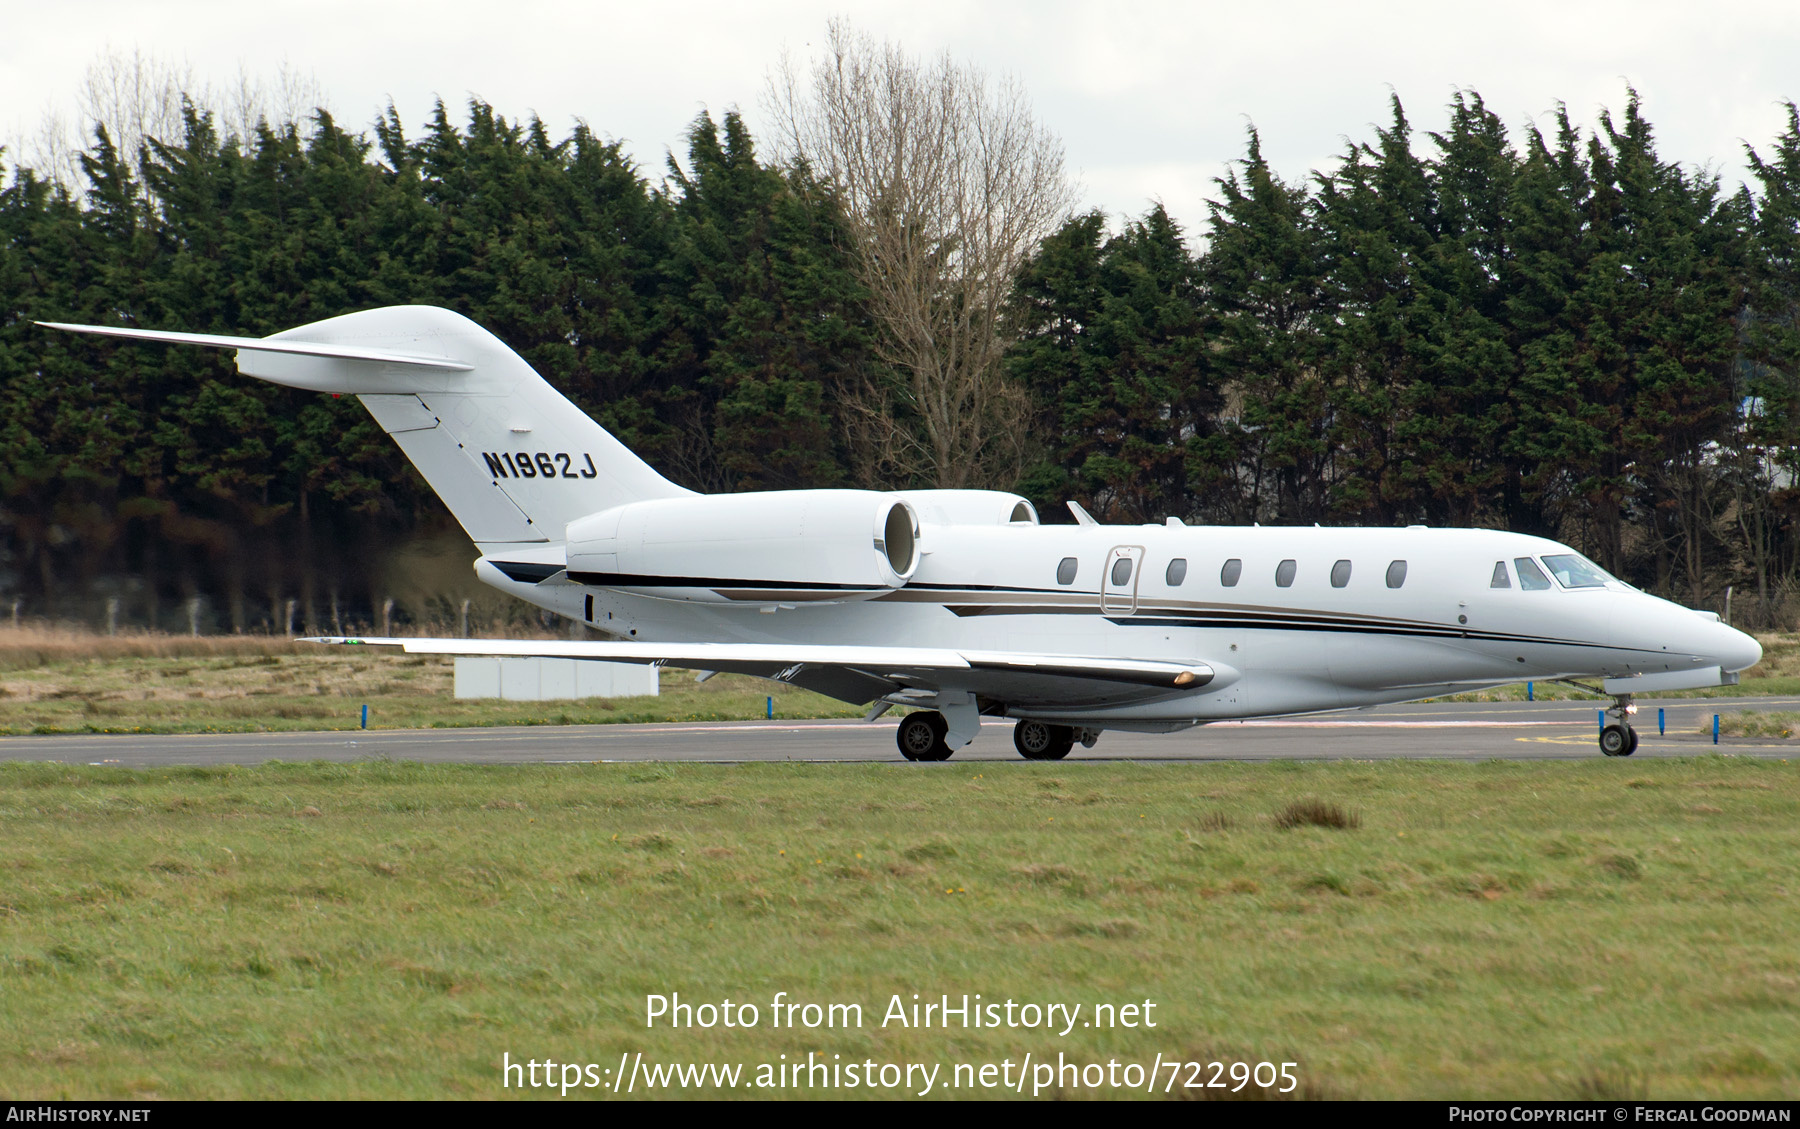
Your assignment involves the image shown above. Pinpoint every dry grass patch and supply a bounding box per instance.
[1714,710,1800,738]
[0,644,858,735]
[1272,799,1361,830]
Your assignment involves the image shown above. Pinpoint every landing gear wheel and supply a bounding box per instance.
[896,711,953,762]
[1600,724,1634,757]
[1012,720,1074,761]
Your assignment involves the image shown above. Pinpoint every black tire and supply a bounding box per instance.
[1624,726,1639,756]
[1599,724,1629,757]
[1013,720,1074,761]
[897,711,952,762]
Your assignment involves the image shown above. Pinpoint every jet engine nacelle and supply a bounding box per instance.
[564,489,920,604]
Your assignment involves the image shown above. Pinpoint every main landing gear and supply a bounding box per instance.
[896,711,953,761]
[895,712,1096,761]
[1600,694,1640,757]
[1012,719,1074,761]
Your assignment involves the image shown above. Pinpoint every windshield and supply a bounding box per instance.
[1541,553,1614,589]
[1514,557,1552,590]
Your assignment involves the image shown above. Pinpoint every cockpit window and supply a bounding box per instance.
[1514,557,1552,591]
[1541,553,1613,589]
[1490,561,1511,589]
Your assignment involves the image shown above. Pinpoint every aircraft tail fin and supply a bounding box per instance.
[42,306,692,546]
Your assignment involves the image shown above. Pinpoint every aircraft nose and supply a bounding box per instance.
[1717,624,1762,673]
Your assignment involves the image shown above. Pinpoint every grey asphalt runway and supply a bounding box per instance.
[3,697,1797,767]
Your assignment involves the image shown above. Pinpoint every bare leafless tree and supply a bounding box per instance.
[76,47,196,166]
[767,20,1076,488]
[217,61,328,149]
[20,109,85,190]
[16,48,325,191]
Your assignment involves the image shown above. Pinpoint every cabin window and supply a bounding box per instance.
[1275,559,1297,587]
[1111,557,1134,586]
[1056,557,1079,585]
[1490,561,1511,589]
[1514,557,1553,591]
[1330,560,1352,588]
[1166,558,1188,586]
[1386,560,1408,589]
[1542,553,1611,588]
[1220,558,1242,587]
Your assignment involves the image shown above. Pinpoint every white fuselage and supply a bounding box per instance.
[482,522,1762,728]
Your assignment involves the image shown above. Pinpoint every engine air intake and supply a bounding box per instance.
[882,502,918,575]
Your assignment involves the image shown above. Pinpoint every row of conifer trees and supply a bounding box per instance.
[3,90,1799,629]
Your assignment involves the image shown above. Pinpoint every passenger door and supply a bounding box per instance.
[1101,545,1146,615]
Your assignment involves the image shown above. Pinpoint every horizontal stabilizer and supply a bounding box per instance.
[36,322,474,371]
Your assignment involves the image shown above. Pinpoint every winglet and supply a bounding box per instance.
[1067,500,1099,526]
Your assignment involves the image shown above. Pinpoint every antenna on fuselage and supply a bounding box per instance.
[1067,500,1099,526]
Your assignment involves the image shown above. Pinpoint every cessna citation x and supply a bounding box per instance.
[42,307,1762,760]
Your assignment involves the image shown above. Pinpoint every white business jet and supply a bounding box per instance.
[41,307,1762,760]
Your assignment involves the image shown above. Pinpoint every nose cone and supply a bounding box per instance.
[1717,624,1763,673]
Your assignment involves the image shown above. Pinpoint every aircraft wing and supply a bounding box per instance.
[304,636,1216,709]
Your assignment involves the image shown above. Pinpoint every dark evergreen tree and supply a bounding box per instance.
[1738,103,1800,617]
[1501,108,1592,539]
[1312,95,1439,525]
[1010,206,1221,523]
[1201,127,1331,523]
[1405,92,1518,526]
[661,111,869,490]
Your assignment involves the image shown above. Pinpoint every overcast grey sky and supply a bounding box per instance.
[5,0,1799,238]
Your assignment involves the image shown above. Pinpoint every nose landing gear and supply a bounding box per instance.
[1600,694,1639,757]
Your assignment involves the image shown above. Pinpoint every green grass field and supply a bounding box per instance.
[1,757,1795,1099]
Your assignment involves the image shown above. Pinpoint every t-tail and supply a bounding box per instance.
[39,306,692,551]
